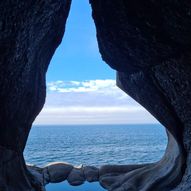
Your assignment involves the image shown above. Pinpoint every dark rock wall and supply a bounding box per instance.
[90,0,191,72]
[90,0,191,190]
[0,1,71,190]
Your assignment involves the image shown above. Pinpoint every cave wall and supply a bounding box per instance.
[90,0,191,190]
[1,0,191,190]
[0,1,71,190]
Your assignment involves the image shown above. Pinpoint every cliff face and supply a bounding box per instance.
[90,0,191,190]
[0,1,71,190]
[1,0,191,191]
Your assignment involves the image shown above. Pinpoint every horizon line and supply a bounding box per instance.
[32,122,160,126]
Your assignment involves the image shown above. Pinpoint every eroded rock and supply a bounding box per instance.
[44,162,73,183]
[90,0,191,190]
[0,0,71,190]
[67,166,85,186]
[1,0,191,191]
[84,166,99,182]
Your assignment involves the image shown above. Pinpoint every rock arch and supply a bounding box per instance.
[0,0,191,191]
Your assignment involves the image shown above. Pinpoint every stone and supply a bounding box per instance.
[0,0,71,190]
[67,167,85,186]
[44,162,73,184]
[1,0,191,190]
[83,166,99,182]
[90,0,191,190]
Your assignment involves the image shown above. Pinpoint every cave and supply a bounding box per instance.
[0,0,191,191]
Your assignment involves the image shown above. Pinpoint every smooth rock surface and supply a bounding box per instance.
[67,167,85,186]
[84,166,99,182]
[45,162,73,183]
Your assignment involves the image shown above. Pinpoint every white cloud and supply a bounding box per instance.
[34,79,158,125]
[47,79,117,93]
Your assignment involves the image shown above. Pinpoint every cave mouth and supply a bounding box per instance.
[0,0,189,191]
[24,0,167,167]
[24,0,168,190]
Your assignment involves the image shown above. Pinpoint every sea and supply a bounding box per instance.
[24,124,167,191]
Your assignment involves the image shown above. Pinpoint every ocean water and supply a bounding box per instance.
[24,124,167,190]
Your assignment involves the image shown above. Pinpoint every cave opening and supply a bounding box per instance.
[24,0,167,190]
[1,0,190,190]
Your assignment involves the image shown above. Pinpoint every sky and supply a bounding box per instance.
[46,0,114,81]
[34,0,158,125]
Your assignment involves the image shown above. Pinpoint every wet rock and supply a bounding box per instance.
[45,162,73,183]
[84,166,99,182]
[67,167,85,186]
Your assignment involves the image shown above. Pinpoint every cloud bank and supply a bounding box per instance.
[34,80,158,125]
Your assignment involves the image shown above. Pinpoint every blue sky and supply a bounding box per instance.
[34,0,157,125]
[46,0,115,81]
